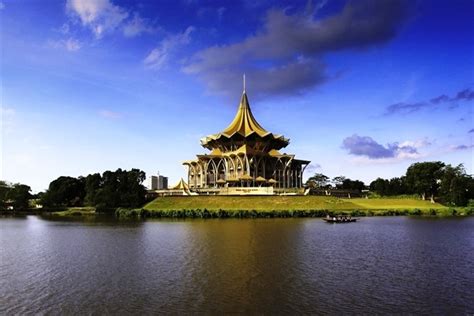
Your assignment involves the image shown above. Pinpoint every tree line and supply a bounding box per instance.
[0,181,32,210]
[40,168,147,210]
[305,174,365,191]
[306,161,474,206]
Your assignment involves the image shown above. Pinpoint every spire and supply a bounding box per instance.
[221,90,269,137]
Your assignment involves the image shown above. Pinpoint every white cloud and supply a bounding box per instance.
[0,2,5,10]
[66,0,128,38]
[64,38,81,51]
[55,23,70,35]
[144,26,195,70]
[48,37,81,52]
[123,13,157,37]
[398,138,432,149]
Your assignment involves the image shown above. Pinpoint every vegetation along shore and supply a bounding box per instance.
[2,161,473,219]
[33,196,471,219]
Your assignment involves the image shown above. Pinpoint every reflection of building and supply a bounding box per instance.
[183,89,310,193]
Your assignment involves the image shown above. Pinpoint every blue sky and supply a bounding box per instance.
[1,0,473,192]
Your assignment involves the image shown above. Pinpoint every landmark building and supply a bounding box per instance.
[183,89,310,193]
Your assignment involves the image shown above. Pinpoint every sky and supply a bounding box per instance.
[1,0,473,192]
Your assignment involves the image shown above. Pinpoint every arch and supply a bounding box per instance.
[226,157,236,179]
[235,155,244,178]
[216,158,226,181]
[206,159,218,187]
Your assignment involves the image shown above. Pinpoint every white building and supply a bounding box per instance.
[146,172,168,190]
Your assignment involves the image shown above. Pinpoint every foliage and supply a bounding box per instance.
[41,168,147,209]
[306,174,366,192]
[0,181,32,210]
[306,173,330,188]
[405,161,445,200]
[370,177,407,196]
[370,162,473,206]
[439,164,474,206]
[332,176,346,188]
[340,179,366,191]
[41,176,85,207]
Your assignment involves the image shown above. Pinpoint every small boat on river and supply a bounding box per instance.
[323,216,357,223]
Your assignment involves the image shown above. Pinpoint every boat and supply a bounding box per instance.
[323,216,357,223]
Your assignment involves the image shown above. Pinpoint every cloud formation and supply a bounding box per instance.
[469,128,474,134]
[144,26,195,70]
[184,0,410,97]
[385,88,474,115]
[123,13,157,38]
[66,0,128,38]
[341,134,428,160]
[66,0,154,38]
[451,144,473,151]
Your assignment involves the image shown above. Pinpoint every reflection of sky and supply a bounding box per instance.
[2,217,472,313]
[1,0,473,192]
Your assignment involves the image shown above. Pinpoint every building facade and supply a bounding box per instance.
[183,90,310,191]
[158,175,168,190]
[146,173,168,190]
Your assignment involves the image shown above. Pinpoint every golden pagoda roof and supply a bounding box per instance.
[222,92,269,138]
[171,178,189,190]
[201,92,289,149]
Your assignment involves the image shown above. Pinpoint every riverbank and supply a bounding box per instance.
[129,196,471,218]
[144,196,447,211]
[5,196,471,219]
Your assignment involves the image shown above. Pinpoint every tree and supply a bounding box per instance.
[370,178,389,195]
[439,164,474,206]
[84,173,102,206]
[306,173,330,188]
[405,161,445,201]
[332,176,346,189]
[386,177,407,196]
[0,181,9,209]
[41,176,86,207]
[9,184,32,209]
[90,168,146,209]
[340,179,366,191]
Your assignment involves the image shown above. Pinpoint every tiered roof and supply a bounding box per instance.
[200,92,289,150]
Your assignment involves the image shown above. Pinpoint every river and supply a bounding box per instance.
[1,216,473,314]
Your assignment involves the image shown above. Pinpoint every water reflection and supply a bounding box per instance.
[1,216,473,314]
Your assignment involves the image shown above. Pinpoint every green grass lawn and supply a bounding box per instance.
[348,198,447,210]
[144,195,447,212]
[49,207,96,216]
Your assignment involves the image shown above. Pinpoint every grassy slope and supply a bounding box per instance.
[49,207,96,216]
[144,196,447,212]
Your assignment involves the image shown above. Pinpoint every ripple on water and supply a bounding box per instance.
[0,216,473,314]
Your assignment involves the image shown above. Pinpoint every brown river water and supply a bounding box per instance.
[1,216,473,314]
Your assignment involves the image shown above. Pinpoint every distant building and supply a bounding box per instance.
[146,176,158,190]
[158,174,168,190]
[146,172,168,190]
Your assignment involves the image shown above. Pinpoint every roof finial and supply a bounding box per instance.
[243,73,246,93]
